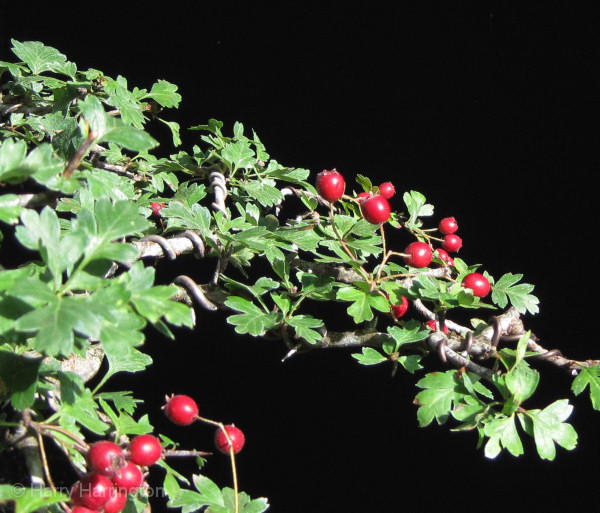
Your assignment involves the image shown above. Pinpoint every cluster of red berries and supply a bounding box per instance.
[315,169,395,225]
[315,170,492,300]
[163,394,246,455]
[70,434,162,513]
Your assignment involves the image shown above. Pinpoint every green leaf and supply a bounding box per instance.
[571,364,600,410]
[336,283,388,324]
[0,351,42,410]
[484,415,524,458]
[403,190,434,228]
[102,125,159,152]
[225,296,282,336]
[103,75,145,128]
[386,323,429,351]
[147,79,182,108]
[95,197,151,240]
[286,315,324,344]
[414,371,471,426]
[0,484,68,513]
[0,194,22,224]
[222,140,255,170]
[352,347,388,365]
[504,361,540,404]
[491,273,539,315]
[519,399,578,460]
[222,488,270,513]
[243,180,283,207]
[101,346,153,387]
[11,39,68,74]
[193,475,224,506]
[355,174,373,192]
[163,201,211,234]
[160,118,182,146]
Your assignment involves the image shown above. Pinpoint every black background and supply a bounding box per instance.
[2,2,600,511]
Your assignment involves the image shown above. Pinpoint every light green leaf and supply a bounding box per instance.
[484,415,524,458]
[414,371,471,426]
[222,140,255,170]
[336,283,386,324]
[571,364,600,410]
[519,399,578,460]
[403,190,434,228]
[163,201,211,234]
[492,273,539,315]
[286,315,324,344]
[102,125,159,151]
[352,347,388,365]
[505,362,539,404]
[225,296,282,336]
[147,80,182,108]
[387,324,429,351]
[11,39,68,74]
[244,180,283,207]
[0,194,22,224]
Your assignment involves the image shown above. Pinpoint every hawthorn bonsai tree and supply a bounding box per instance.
[1,40,599,513]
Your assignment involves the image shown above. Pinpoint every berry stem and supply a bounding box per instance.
[163,449,213,457]
[327,204,371,281]
[195,416,240,513]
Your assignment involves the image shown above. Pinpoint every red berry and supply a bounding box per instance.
[103,490,128,513]
[425,320,449,334]
[163,394,199,425]
[434,248,454,266]
[215,425,245,455]
[442,233,462,252]
[462,272,491,298]
[129,434,162,467]
[112,462,144,493]
[87,441,125,476]
[71,507,99,513]
[356,191,371,203]
[316,169,345,202]
[390,296,409,318]
[438,217,458,234]
[361,194,391,224]
[150,202,166,217]
[378,181,395,199]
[403,242,432,268]
[72,473,114,510]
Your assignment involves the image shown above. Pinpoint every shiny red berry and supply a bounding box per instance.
[129,434,162,467]
[71,473,114,510]
[442,233,462,252]
[86,441,125,476]
[438,217,458,234]
[425,320,449,334]
[112,461,144,492]
[103,489,128,513]
[356,191,371,203]
[434,248,454,266]
[403,242,432,268]
[378,182,396,199]
[462,272,491,298]
[163,394,199,425]
[362,194,391,224]
[215,425,245,455]
[316,169,345,202]
[390,296,409,318]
